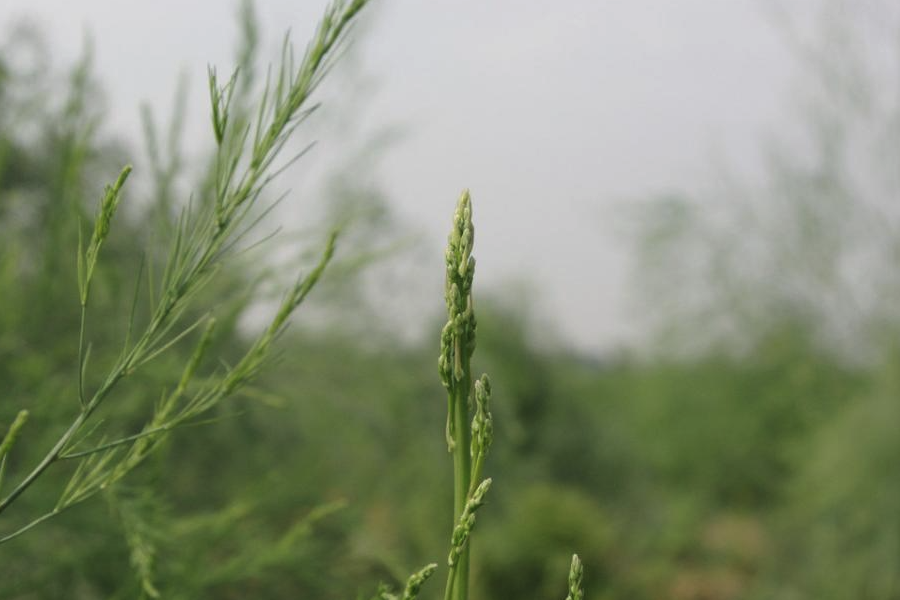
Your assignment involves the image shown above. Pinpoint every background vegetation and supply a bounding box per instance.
[0,1,898,599]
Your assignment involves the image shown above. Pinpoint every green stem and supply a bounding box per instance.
[443,565,457,600]
[451,368,471,600]
[469,453,485,498]
[77,304,88,408]
[0,507,63,545]
[0,412,87,519]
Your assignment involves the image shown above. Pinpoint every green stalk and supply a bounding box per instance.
[451,368,472,600]
[440,190,480,600]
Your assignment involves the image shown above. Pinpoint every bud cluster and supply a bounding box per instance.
[438,190,477,392]
[448,478,492,567]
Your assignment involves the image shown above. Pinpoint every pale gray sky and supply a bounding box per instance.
[1,0,798,354]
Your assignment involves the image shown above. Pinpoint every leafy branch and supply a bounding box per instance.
[0,0,371,545]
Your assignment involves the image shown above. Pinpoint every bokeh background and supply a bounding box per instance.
[1,0,898,598]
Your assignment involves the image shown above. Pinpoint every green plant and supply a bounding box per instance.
[373,191,586,600]
[0,0,371,545]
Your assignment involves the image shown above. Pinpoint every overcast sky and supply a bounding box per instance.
[1,0,801,355]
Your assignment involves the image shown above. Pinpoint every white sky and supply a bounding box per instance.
[1,0,797,355]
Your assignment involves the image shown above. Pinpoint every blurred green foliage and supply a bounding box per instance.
[1,4,898,599]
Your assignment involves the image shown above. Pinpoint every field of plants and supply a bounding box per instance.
[1,1,898,598]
